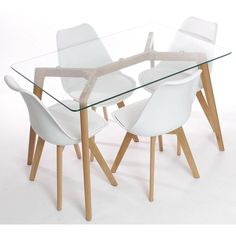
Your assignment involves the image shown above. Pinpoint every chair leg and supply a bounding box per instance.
[158,135,163,152]
[90,106,98,162]
[175,127,200,178]
[200,63,224,151]
[57,145,63,211]
[29,137,45,181]
[149,136,156,202]
[102,107,109,121]
[117,101,139,143]
[89,139,118,186]
[89,137,95,162]
[74,144,81,159]
[111,132,133,173]
[177,136,181,156]
[27,127,37,165]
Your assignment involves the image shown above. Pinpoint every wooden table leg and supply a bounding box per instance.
[200,63,224,151]
[80,109,92,221]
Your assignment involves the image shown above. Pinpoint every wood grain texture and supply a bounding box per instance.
[29,136,45,181]
[149,136,156,202]
[89,139,118,186]
[111,132,133,173]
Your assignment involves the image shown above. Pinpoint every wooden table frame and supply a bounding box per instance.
[26,32,224,221]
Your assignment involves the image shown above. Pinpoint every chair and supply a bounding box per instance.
[111,70,201,201]
[56,23,136,121]
[4,75,117,211]
[139,16,222,152]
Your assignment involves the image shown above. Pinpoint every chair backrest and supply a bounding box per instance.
[56,23,113,94]
[178,16,217,43]
[4,75,76,145]
[160,16,217,73]
[130,70,202,136]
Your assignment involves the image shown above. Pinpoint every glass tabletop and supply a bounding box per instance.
[11,23,231,111]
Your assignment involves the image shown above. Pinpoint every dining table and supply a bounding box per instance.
[11,23,231,220]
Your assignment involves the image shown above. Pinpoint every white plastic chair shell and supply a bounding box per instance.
[113,70,202,137]
[139,16,217,92]
[4,75,107,145]
[56,23,136,106]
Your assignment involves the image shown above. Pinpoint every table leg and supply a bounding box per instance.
[80,108,92,221]
[200,63,224,151]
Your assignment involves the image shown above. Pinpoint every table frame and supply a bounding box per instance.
[26,33,224,221]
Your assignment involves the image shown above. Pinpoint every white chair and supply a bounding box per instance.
[139,16,222,152]
[111,70,201,201]
[56,23,136,120]
[4,75,117,211]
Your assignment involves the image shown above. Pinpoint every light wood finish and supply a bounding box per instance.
[80,108,92,221]
[177,136,181,156]
[158,135,163,152]
[200,63,224,151]
[144,32,154,52]
[27,127,36,165]
[146,34,164,154]
[132,134,139,143]
[74,144,81,159]
[111,132,133,173]
[27,44,217,220]
[33,51,204,108]
[57,145,63,211]
[27,82,44,165]
[175,127,200,178]
[102,107,109,121]
[90,138,95,162]
[29,137,45,181]
[196,90,215,133]
[149,136,156,202]
[89,139,118,186]
[117,101,125,108]
[90,106,97,162]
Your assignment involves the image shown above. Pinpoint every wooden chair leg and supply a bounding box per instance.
[111,132,133,173]
[89,139,118,186]
[29,137,45,181]
[90,137,95,162]
[149,136,156,202]
[175,127,200,178]
[158,135,163,152]
[27,127,37,165]
[177,136,181,156]
[74,144,81,159]
[102,107,109,121]
[80,109,92,221]
[200,63,224,151]
[117,101,139,143]
[90,106,98,162]
[57,145,63,211]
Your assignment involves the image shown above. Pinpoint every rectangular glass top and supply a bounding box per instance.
[11,23,231,111]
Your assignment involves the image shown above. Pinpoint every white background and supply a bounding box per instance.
[0,0,236,229]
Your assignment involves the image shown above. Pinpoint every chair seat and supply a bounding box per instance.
[69,72,136,106]
[139,65,202,93]
[112,99,148,131]
[49,100,107,143]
